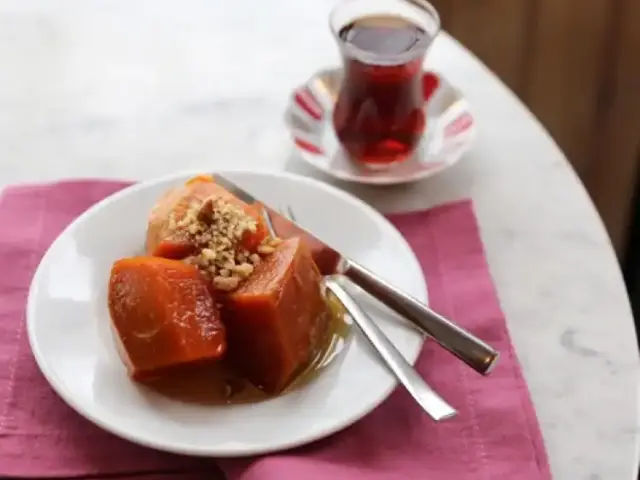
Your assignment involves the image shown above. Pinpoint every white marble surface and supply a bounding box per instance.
[0,0,638,478]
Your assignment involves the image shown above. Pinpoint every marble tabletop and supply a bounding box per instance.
[0,0,639,478]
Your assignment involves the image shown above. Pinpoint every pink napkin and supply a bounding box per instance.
[0,180,551,480]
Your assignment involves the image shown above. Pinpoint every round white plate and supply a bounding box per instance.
[286,68,476,185]
[27,170,426,457]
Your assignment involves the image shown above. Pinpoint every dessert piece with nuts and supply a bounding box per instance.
[146,175,280,292]
[146,175,236,257]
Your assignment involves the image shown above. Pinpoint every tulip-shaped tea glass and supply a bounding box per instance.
[330,0,441,169]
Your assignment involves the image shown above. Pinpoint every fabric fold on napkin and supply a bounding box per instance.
[0,180,551,480]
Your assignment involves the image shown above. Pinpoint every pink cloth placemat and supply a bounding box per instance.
[0,180,551,480]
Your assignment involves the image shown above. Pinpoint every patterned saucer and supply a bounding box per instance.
[285,67,476,185]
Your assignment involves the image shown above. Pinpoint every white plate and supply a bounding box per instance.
[286,68,477,185]
[27,170,426,457]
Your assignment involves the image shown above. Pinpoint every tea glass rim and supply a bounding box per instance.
[329,0,441,66]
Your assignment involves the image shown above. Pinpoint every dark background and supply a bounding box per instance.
[623,183,640,345]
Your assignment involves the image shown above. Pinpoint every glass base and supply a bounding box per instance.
[348,154,413,171]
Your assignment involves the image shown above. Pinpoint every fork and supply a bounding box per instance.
[266,205,457,421]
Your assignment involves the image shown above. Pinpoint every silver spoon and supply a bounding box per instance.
[322,275,456,421]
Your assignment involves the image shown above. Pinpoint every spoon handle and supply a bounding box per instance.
[323,276,456,421]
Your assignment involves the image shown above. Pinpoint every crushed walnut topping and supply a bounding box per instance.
[170,197,281,291]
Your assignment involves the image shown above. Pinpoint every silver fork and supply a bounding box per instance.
[267,205,456,421]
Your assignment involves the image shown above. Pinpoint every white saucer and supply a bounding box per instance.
[286,68,476,185]
[26,170,426,457]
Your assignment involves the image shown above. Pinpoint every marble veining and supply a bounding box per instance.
[560,328,604,359]
[0,1,638,479]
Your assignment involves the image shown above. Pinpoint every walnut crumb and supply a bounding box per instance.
[257,244,275,255]
[269,237,283,247]
[201,248,217,261]
[214,276,240,291]
[232,263,254,278]
[197,197,215,223]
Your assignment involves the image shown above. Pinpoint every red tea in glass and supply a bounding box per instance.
[330,0,440,169]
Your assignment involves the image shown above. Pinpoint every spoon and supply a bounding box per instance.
[322,275,456,421]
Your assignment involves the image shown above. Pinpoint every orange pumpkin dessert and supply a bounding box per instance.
[223,237,331,394]
[108,256,226,381]
[107,174,340,401]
